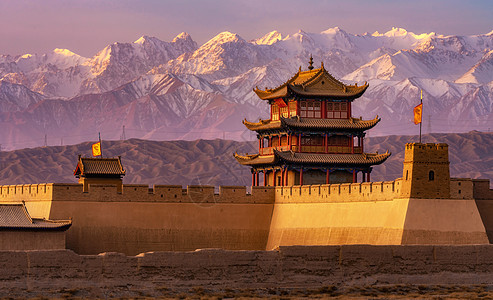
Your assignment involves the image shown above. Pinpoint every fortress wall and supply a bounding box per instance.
[2,245,493,297]
[450,178,474,199]
[0,184,54,218]
[472,179,493,243]
[44,184,276,255]
[473,179,493,200]
[275,180,401,203]
[48,200,274,255]
[266,196,409,249]
[401,198,489,244]
[268,178,489,249]
[0,231,66,251]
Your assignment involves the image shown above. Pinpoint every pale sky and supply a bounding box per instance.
[0,0,492,57]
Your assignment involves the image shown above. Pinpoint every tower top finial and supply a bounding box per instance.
[308,55,314,70]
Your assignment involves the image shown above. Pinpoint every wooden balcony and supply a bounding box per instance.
[259,145,363,155]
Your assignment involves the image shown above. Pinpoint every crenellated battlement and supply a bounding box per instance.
[275,180,402,203]
[0,183,276,205]
[0,176,484,206]
[404,143,449,163]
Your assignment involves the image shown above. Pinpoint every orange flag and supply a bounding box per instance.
[413,103,423,125]
[92,142,101,157]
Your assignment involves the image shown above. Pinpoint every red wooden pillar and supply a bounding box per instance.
[298,134,302,153]
[322,100,326,119]
[325,134,328,153]
[263,171,267,187]
[361,136,364,153]
[368,171,371,182]
[353,170,356,183]
[256,172,259,186]
[348,101,351,118]
[285,168,289,186]
[252,171,255,186]
[351,135,354,154]
[326,169,330,184]
[273,170,276,186]
[258,139,261,150]
[300,168,304,186]
[281,169,285,186]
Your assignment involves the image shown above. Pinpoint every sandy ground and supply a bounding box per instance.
[2,284,493,299]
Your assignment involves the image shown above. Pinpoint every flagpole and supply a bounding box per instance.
[419,90,423,143]
[99,132,102,158]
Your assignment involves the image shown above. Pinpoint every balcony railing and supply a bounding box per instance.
[259,145,363,155]
[259,145,291,155]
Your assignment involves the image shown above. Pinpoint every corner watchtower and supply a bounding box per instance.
[400,143,450,199]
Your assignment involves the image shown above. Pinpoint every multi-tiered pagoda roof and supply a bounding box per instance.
[234,58,390,186]
[254,62,368,100]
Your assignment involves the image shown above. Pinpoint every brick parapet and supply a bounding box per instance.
[0,177,487,206]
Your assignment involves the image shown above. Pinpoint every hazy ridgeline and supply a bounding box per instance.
[0,131,491,186]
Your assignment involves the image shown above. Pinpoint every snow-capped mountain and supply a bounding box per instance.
[0,27,492,150]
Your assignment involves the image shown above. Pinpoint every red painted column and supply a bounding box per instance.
[353,170,356,183]
[285,168,289,186]
[256,172,259,186]
[361,136,364,153]
[325,134,328,153]
[273,170,276,186]
[368,171,371,182]
[258,139,261,151]
[348,101,351,118]
[298,134,302,153]
[322,101,326,118]
[263,171,267,187]
[281,169,285,186]
[252,171,255,186]
[351,135,354,154]
[326,169,330,184]
[300,168,304,186]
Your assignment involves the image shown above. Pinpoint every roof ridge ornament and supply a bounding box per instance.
[308,55,314,70]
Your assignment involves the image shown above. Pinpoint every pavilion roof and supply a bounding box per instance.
[243,116,380,132]
[74,156,126,178]
[0,204,72,231]
[234,150,391,167]
[254,63,368,100]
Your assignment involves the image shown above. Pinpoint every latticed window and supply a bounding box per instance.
[327,101,348,119]
[288,101,297,117]
[271,104,279,121]
[301,136,324,146]
[300,100,322,118]
[280,106,289,118]
[327,135,349,146]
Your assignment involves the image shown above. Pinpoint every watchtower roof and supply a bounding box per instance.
[243,115,381,132]
[254,62,368,100]
[234,150,391,167]
[74,156,126,178]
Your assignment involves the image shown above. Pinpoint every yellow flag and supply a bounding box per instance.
[92,142,101,157]
[413,103,423,125]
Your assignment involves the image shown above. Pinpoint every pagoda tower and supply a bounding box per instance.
[234,58,390,186]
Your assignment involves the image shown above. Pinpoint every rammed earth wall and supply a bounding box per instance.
[0,178,492,254]
[1,245,493,298]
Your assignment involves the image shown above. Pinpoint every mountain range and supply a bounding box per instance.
[0,131,491,187]
[0,27,492,150]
